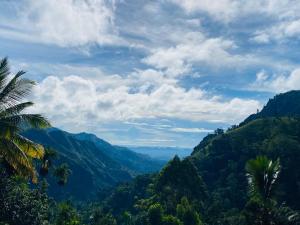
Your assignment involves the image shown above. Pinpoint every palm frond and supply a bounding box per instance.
[0,113,51,129]
[246,156,281,202]
[0,57,9,90]
[0,120,20,138]
[0,71,35,107]
[0,138,38,182]
[0,101,34,116]
[12,134,45,159]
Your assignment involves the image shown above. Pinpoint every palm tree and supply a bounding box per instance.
[245,156,281,225]
[0,57,50,183]
[246,155,280,202]
[39,147,57,176]
[54,163,71,186]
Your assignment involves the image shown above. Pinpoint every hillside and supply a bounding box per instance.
[23,128,165,200]
[99,91,300,225]
[192,117,300,218]
[243,90,300,124]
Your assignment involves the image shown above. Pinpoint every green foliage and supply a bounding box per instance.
[192,117,300,223]
[244,156,300,225]
[176,197,203,225]
[85,206,117,225]
[54,163,72,186]
[161,215,183,225]
[0,172,51,225]
[147,203,183,225]
[246,156,280,202]
[121,211,133,225]
[55,202,80,225]
[40,147,57,176]
[156,156,207,213]
[95,214,117,225]
[243,90,300,124]
[148,203,163,225]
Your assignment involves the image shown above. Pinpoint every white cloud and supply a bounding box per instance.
[251,33,270,44]
[142,31,252,77]
[29,64,260,131]
[170,127,213,133]
[168,0,238,22]
[256,70,269,82]
[251,69,300,93]
[253,19,300,44]
[168,0,300,22]
[0,0,120,47]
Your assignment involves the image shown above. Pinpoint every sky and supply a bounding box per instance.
[1,0,300,147]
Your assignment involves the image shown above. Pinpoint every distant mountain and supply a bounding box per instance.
[75,132,166,173]
[23,128,165,200]
[127,146,192,160]
[243,90,300,124]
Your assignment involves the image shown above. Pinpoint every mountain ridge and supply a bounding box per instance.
[23,128,165,200]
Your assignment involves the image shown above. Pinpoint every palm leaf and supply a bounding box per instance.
[0,113,51,129]
[0,120,20,139]
[0,57,9,90]
[12,134,45,159]
[0,71,35,107]
[246,156,281,202]
[0,101,34,116]
[0,138,38,182]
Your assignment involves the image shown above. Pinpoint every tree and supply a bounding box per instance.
[0,57,50,182]
[0,172,50,225]
[148,203,163,225]
[176,197,203,225]
[245,156,281,225]
[162,215,183,225]
[121,211,133,225]
[95,214,117,225]
[39,147,57,176]
[88,207,117,225]
[246,156,280,203]
[55,202,80,225]
[54,163,72,185]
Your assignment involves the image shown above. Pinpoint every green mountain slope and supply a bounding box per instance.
[243,90,300,124]
[23,128,165,200]
[193,117,300,211]
[74,132,166,173]
[99,91,300,225]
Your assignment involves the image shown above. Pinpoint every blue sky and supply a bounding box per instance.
[1,0,300,147]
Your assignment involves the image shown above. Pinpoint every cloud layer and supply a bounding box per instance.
[30,65,260,129]
[0,0,119,47]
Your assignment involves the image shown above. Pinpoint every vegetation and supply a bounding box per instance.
[54,163,72,186]
[0,171,51,225]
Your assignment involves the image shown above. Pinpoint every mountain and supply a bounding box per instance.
[99,91,300,225]
[74,132,166,173]
[243,90,300,124]
[23,128,165,200]
[128,146,192,160]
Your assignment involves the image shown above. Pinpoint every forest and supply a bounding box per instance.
[1,57,300,225]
